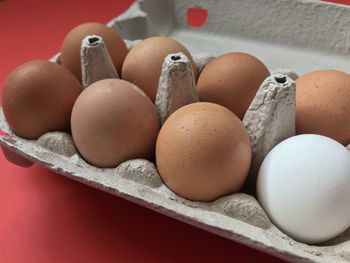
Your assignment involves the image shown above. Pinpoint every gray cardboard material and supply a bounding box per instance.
[2,0,350,262]
[155,52,199,124]
[110,0,350,75]
[81,35,119,88]
[242,74,296,194]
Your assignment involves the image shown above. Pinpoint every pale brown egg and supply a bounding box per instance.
[60,22,128,82]
[156,102,251,201]
[197,52,270,119]
[296,70,350,145]
[2,60,81,139]
[71,79,160,168]
[121,36,196,102]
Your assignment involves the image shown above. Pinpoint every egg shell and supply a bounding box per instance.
[71,79,160,168]
[257,134,350,244]
[296,70,350,145]
[156,102,252,201]
[197,52,270,119]
[121,36,196,102]
[2,60,81,139]
[60,22,128,82]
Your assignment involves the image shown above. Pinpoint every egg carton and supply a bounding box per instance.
[1,0,350,262]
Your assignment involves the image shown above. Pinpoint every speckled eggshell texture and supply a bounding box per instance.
[71,79,160,168]
[121,36,196,102]
[2,60,81,139]
[197,52,270,119]
[296,70,350,145]
[156,102,252,201]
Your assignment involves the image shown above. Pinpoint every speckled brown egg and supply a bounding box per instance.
[296,70,350,145]
[2,60,81,139]
[156,102,251,201]
[121,36,196,102]
[60,22,128,82]
[71,79,160,168]
[197,52,270,119]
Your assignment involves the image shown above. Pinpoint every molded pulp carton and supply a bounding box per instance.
[2,1,350,262]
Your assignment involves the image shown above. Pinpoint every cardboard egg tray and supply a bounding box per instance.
[2,0,350,262]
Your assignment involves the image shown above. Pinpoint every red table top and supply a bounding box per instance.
[1,0,349,262]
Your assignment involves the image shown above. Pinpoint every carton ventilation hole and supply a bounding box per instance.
[171,55,181,61]
[186,7,208,28]
[88,37,100,45]
[275,76,287,84]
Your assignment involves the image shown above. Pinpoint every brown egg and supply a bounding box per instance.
[156,102,251,201]
[2,60,81,139]
[121,36,196,102]
[296,70,350,145]
[71,79,160,168]
[60,22,128,81]
[197,52,270,119]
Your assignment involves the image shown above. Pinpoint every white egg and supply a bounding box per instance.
[257,134,350,244]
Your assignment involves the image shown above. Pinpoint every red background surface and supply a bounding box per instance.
[0,0,349,262]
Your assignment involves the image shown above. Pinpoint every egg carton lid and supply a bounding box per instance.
[108,0,350,75]
[2,0,350,262]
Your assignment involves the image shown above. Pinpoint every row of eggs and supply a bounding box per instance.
[2,22,350,245]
